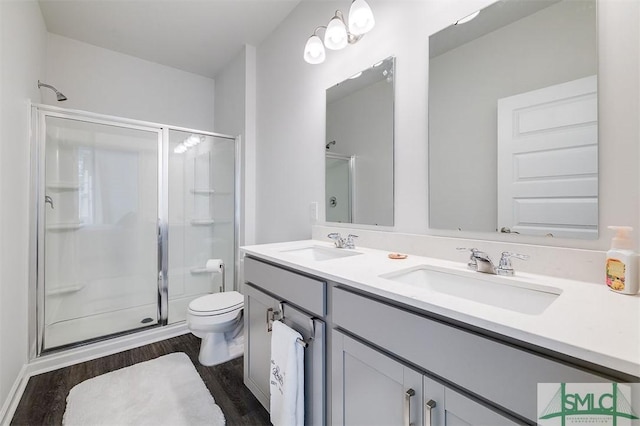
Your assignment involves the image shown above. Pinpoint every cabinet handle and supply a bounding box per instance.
[424,399,436,426]
[404,389,415,426]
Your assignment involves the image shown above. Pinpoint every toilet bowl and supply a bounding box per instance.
[187,291,244,367]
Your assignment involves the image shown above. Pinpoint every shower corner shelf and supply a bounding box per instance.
[190,218,215,226]
[46,181,81,190]
[46,222,84,231]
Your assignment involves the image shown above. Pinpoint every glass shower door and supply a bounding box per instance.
[167,130,236,324]
[41,115,161,350]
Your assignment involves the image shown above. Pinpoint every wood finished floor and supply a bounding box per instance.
[11,333,271,426]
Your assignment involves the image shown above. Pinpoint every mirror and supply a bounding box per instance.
[428,0,597,239]
[325,57,395,226]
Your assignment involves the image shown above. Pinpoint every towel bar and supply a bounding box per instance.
[266,303,314,349]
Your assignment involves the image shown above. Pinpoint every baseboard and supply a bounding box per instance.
[0,364,28,426]
[0,324,189,425]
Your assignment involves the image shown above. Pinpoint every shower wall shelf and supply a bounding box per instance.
[189,219,233,226]
[46,182,81,190]
[190,189,216,195]
[46,222,84,231]
[190,219,216,226]
[46,282,85,296]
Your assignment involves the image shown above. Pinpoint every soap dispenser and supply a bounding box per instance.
[605,226,638,295]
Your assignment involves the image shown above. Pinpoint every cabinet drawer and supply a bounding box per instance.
[332,286,608,423]
[244,257,326,317]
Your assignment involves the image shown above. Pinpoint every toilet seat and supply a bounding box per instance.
[188,291,244,317]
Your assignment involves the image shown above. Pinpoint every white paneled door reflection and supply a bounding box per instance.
[43,116,160,349]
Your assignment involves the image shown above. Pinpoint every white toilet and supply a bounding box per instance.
[187,291,244,367]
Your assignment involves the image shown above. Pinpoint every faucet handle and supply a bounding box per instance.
[457,247,480,270]
[497,251,529,276]
[328,232,346,248]
[345,234,358,249]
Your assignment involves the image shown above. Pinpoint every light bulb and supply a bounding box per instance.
[348,0,375,36]
[324,15,348,50]
[304,34,326,64]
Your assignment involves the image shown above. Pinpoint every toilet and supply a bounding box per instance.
[187,291,244,367]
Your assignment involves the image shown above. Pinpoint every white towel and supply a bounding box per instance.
[270,320,304,426]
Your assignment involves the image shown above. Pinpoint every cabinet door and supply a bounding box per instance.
[243,283,280,410]
[423,376,520,426]
[332,330,423,426]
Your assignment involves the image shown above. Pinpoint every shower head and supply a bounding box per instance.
[326,140,336,150]
[37,80,67,102]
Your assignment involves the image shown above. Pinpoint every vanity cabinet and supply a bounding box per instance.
[241,252,628,426]
[332,286,610,424]
[332,330,518,426]
[243,257,326,426]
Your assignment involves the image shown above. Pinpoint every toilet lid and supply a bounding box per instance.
[188,291,244,315]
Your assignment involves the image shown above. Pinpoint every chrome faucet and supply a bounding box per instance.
[328,233,358,249]
[458,248,529,276]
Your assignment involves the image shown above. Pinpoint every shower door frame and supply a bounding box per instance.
[29,103,240,357]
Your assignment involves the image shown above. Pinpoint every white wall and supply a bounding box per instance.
[256,0,440,243]
[214,45,258,251]
[46,33,215,131]
[256,0,639,252]
[0,0,47,415]
[429,0,597,233]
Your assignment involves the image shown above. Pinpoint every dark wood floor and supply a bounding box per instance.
[11,333,271,426]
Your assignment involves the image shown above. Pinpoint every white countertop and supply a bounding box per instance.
[242,239,640,378]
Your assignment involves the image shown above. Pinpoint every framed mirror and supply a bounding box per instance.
[325,56,395,226]
[428,0,597,239]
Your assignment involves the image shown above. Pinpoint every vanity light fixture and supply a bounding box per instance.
[455,10,480,25]
[303,0,375,65]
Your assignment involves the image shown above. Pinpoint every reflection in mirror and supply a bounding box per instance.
[428,0,597,239]
[325,56,394,226]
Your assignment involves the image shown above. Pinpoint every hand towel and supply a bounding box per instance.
[270,320,304,426]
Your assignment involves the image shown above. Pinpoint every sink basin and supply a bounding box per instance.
[280,245,362,261]
[380,266,561,315]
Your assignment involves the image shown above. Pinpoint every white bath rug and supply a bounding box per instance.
[62,352,225,426]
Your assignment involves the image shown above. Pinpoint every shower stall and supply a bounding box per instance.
[31,104,239,354]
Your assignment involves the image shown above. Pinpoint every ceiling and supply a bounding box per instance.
[38,0,301,78]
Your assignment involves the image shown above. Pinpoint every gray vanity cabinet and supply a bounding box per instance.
[243,256,326,426]
[332,330,518,426]
[332,330,424,426]
[243,283,281,409]
[423,376,519,426]
[331,286,609,424]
